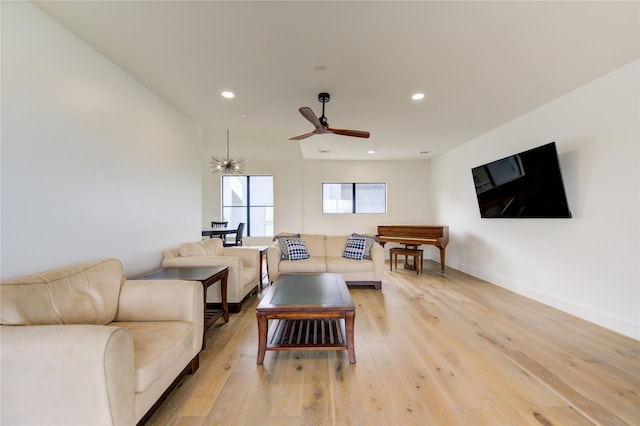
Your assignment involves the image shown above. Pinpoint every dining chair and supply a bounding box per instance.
[224,222,245,247]
[210,221,229,242]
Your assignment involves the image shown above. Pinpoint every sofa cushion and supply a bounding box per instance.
[287,240,310,261]
[325,235,348,257]
[273,233,301,240]
[1,259,124,326]
[178,242,207,256]
[278,257,327,274]
[326,257,375,273]
[112,321,194,393]
[343,237,367,260]
[299,234,327,257]
[202,238,224,255]
[178,239,223,257]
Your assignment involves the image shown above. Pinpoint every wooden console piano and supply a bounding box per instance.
[377,225,449,272]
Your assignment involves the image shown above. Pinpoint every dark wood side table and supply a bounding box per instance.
[138,266,229,350]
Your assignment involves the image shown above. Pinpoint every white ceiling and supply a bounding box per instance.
[34,1,639,160]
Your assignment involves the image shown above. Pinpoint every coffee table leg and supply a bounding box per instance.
[345,311,356,364]
[256,312,267,365]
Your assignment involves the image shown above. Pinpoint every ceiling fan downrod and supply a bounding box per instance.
[318,92,330,127]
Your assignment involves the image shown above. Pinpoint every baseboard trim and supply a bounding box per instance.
[446,259,639,340]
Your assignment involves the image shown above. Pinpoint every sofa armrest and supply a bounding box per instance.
[223,247,259,268]
[370,243,385,281]
[266,244,282,282]
[116,279,203,324]
[162,254,242,270]
[162,247,180,261]
[1,324,135,426]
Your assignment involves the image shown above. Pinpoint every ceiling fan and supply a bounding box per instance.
[290,92,370,140]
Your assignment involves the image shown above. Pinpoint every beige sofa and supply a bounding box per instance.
[162,237,260,312]
[267,234,384,289]
[0,258,203,426]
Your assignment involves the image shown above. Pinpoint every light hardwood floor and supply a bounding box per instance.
[147,261,639,426]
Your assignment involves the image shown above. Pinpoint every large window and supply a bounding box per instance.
[222,175,273,236]
[322,183,386,214]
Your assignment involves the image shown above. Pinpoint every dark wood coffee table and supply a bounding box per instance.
[256,273,356,365]
[138,266,229,350]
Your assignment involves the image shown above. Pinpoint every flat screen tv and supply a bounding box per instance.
[471,142,572,218]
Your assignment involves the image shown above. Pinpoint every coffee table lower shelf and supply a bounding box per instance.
[267,318,346,349]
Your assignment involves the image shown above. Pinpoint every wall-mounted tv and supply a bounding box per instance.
[471,142,572,218]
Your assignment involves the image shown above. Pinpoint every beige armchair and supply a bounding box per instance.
[162,237,260,312]
[0,258,203,426]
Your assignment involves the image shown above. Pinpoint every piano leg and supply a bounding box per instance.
[438,246,446,272]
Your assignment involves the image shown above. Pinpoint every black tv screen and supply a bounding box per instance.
[471,142,572,218]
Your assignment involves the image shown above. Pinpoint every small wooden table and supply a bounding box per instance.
[256,273,356,365]
[138,266,229,350]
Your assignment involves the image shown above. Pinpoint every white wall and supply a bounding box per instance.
[202,128,305,233]
[202,130,432,244]
[429,60,640,339]
[1,2,202,278]
[302,160,431,235]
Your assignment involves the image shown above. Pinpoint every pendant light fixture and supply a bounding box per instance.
[210,129,245,175]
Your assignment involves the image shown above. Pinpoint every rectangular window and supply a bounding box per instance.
[222,175,274,236]
[322,183,386,214]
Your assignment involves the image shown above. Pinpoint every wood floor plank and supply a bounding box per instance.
[204,369,257,425]
[300,351,333,425]
[366,338,435,424]
[262,352,305,418]
[146,261,640,426]
[170,416,206,426]
[347,326,397,423]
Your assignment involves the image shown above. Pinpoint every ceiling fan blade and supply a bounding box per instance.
[292,95,370,140]
[289,131,316,141]
[298,107,323,130]
[327,128,370,138]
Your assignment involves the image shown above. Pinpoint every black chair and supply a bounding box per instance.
[210,221,229,241]
[224,222,245,247]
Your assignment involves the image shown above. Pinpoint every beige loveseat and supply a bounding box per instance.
[162,238,260,312]
[0,258,203,426]
[267,234,384,289]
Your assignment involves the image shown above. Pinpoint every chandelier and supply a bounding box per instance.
[210,129,245,175]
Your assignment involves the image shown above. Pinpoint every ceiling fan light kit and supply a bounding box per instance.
[290,92,371,140]
[210,129,245,175]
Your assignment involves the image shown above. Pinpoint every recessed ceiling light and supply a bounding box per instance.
[240,113,248,118]
[221,91,235,99]
[368,150,375,154]
[412,93,425,101]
